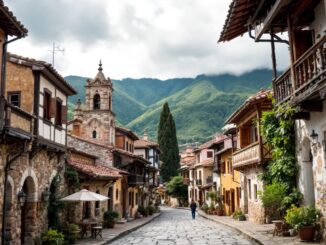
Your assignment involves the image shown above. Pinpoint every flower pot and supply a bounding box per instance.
[107,221,115,229]
[217,210,224,216]
[298,226,315,241]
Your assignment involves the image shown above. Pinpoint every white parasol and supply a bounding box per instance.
[60,189,109,202]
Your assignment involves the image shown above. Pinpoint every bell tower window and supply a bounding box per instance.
[93,94,101,110]
[92,130,97,139]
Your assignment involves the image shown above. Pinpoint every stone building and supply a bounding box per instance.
[2,51,76,244]
[0,3,28,243]
[66,148,124,223]
[70,61,115,146]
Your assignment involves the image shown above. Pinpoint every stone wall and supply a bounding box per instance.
[295,100,326,239]
[68,135,113,167]
[2,149,65,245]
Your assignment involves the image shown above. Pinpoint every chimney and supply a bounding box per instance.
[143,131,148,141]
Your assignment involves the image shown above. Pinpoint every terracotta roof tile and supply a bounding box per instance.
[0,0,28,36]
[226,89,273,124]
[194,158,214,168]
[134,139,158,148]
[68,160,122,179]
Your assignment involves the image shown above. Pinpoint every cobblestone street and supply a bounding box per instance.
[111,207,254,245]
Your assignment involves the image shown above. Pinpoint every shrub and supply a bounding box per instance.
[232,209,244,219]
[137,206,148,216]
[147,205,155,215]
[258,183,286,218]
[103,210,119,223]
[41,229,64,245]
[201,203,209,213]
[285,205,322,230]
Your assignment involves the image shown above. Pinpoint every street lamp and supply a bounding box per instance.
[17,190,27,206]
[310,130,319,146]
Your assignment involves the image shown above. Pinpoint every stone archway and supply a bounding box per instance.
[20,175,37,245]
[298,137,315,206]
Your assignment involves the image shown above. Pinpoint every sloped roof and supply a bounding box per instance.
[115,126,139,140]
[0,0,28,37]
[7,53,77,95]
[226,89,273,124]
[193,158,214,169]
[134,138,158,148]
[68,160,122,179]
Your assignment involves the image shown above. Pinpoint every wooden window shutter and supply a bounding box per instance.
[49,97,56,118]
[221,162,225,174]
[61,105,67,124]
[241,126,250,148]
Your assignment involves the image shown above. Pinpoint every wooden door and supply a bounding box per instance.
[231,189,235,214]
[293,30,314,61]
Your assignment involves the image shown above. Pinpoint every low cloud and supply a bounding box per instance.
[6,0,289,79]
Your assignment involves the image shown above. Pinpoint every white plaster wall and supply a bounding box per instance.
[295,100,326,211]
[310,1,326,39]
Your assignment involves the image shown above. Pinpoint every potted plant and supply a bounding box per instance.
[232,209,246,221]
[103,210,119,228]
[201,203,209,213]
[285,205,322,241]
[138,206,148,217]
[41,229,64,245]
[147,205,155,215]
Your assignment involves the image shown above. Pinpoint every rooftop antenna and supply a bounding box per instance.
[50,42,65,67]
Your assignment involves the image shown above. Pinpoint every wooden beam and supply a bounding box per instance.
[255,0,291,40]
[298,101,323,112]
[293,112,310,120]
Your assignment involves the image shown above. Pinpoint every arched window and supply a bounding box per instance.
[93,94,101,110]
[108,95,111,110]
[92,130,97,139]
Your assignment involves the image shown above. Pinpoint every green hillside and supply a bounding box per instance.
[65,69,272,144]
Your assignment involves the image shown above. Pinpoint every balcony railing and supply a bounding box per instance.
[128,175,144,186]
[232,142,260,168]
[4,104,33,139]
[196,179,202,186]
[274,35,326,104]
[206,176,213,185]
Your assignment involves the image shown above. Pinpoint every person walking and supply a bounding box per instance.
[190,200,197,219]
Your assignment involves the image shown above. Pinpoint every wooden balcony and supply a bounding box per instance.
[128,174,144,186]
[206,176,213,185]
[4,103,33,140]
[274,35,326,104]
[232,142,260,168]
[233,141,272,169]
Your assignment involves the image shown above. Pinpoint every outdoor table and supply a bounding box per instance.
[80,219,98,238]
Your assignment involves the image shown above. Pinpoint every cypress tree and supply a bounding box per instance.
[158,103,180,182]
[157,102,170,143]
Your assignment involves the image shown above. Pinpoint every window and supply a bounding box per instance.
[93,94,101,110]
[43,90,51,120]
[254,184,258,200]
[116,189,119,201]
[55,99,62,126]
[207,151,213,158]
[8,91,21,107]
[248,179,252,199]
[228,161,232,174]
[92,130,97,139]
[126,142,129,151]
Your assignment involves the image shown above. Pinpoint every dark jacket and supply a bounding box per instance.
[190,202,197,211]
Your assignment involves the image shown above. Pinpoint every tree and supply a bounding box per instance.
[157,103,180,182]
[157,102,170,143]
[167,176,188,206]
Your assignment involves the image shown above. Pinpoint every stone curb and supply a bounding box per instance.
[104,212,162,244]
[197,210,263,245]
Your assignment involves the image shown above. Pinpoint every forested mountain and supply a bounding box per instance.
[65,69,272,144]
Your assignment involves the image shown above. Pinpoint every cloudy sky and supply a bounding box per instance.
[6,0,289,79]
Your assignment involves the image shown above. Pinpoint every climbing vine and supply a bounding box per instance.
[48,175,64,230]
[65,166,80,190]
[260,101,303,211]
